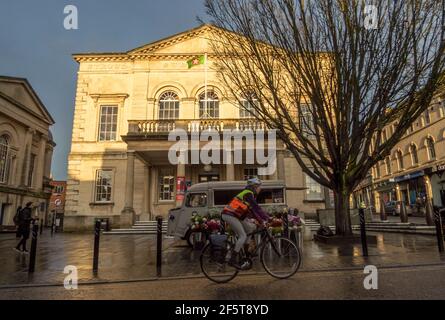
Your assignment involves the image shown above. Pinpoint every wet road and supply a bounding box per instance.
[1,264,445,299]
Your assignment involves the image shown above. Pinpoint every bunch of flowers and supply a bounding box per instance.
[190,211,222,233]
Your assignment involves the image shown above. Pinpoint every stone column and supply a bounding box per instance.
[121,151,136,228]
[424,175,435,226]
[276,150,285,181]
[142,165,151,221]
[176,161,185,207]
[20,128,34,187]
[33,134,47,190]
[225,151,235,181]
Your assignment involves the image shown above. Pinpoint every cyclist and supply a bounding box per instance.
[221,177,269,269]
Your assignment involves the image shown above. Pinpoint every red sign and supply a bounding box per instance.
[176,176,186,201]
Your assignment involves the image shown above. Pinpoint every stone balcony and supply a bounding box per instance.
[127,119,268,136]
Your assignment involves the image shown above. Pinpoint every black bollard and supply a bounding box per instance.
[92,220,101,274]
[283,210,289,239]
[399,201,408,223]
[28,221,39,273]
[39,218,44,235]
[51,213,56,237]
[380,199,387,221]
[156,215,163,277]
[434,207,444,253]
[359,207,368,257]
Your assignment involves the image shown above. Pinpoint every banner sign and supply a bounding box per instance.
[176,176,186,201]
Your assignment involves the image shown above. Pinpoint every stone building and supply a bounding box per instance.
[367,92,445,219]
[0,76,56,228]
[65,25,327,231]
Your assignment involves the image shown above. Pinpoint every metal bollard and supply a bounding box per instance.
[380,199,387,221]
[28,221,39,273]
[359,207,368,257]
[400,201,408,223]
[51,214,56,237]
[156,216,163,277]
[92,220,101,274]
[434,207,444,253]
[283,211,289,239]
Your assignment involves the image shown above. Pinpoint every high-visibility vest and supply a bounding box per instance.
[223,189,254,220]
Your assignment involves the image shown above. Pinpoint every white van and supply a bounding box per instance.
[167,180,287,243]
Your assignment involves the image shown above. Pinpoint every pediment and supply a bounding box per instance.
[0,76,54,125]
[128,24,220,56]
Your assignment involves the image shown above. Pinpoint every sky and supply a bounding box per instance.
[0,0,207,180]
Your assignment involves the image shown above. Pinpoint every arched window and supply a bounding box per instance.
[239,95,259,119]
[410,144,419,166]
[426,137,436,160]
[396,150,404,171]
[0,135,10,184]
[199,91,219,118]
[385,156,391,175]
[159,91,179,120]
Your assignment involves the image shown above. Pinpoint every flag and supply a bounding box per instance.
[187,55,205,69]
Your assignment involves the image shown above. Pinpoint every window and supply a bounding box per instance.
[185,193,207,207]
[95,170,113,202]
[424,109,431,125]
[98,105,118,141]
[396,150,404,171]
[426,137,436,160]
[256,189,285,204]
[27,154,36,187]
[214,189,244,206]
[376,162,381,178]
[0,135,10,184]
[382,129,388,142]
[199,91,219,118]
[305,174,323,201]
[385,157,391,175]
[410,144,419,166]
[158,168,175,201]
[299,104,315,137]
[239,99,258,119]
[159,91,180,120]
[243,168,258,180]
[54,185,64,194]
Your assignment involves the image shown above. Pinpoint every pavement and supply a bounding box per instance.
[1,228,445,291]
[1,264,445,300]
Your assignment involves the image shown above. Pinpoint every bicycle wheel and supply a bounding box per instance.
[200,243,238,283]
[260,236,301,279]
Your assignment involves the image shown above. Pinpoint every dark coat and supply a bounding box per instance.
[17,207,32,238]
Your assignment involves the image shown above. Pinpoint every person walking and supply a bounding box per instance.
[14,202,34,254]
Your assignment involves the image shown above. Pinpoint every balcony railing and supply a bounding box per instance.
[127,119,268,135]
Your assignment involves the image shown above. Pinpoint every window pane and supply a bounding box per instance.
[98,106,118,141]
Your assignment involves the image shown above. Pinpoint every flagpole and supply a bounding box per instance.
[204,52,208,119]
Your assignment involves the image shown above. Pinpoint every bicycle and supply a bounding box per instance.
[200,223,302,283]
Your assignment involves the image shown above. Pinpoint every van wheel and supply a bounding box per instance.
[186,229,208,248]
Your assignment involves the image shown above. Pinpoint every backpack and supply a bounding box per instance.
[223,189,254,220]
[13,208,22,226]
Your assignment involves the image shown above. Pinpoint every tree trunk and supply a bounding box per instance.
[334,189,353,236]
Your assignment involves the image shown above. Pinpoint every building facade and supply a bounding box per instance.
[65,25,326,231]
[370,93,445,217]
[0,76,56,228]
[48,180,66,228]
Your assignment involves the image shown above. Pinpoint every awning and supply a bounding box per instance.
[394,170,424,183]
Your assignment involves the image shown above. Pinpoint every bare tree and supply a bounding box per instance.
[204,0,445,235]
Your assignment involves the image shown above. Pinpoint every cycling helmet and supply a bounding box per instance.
[247,177,262,187]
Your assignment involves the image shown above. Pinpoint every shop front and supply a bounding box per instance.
[394,170,427,215]
[430,162,445,208]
